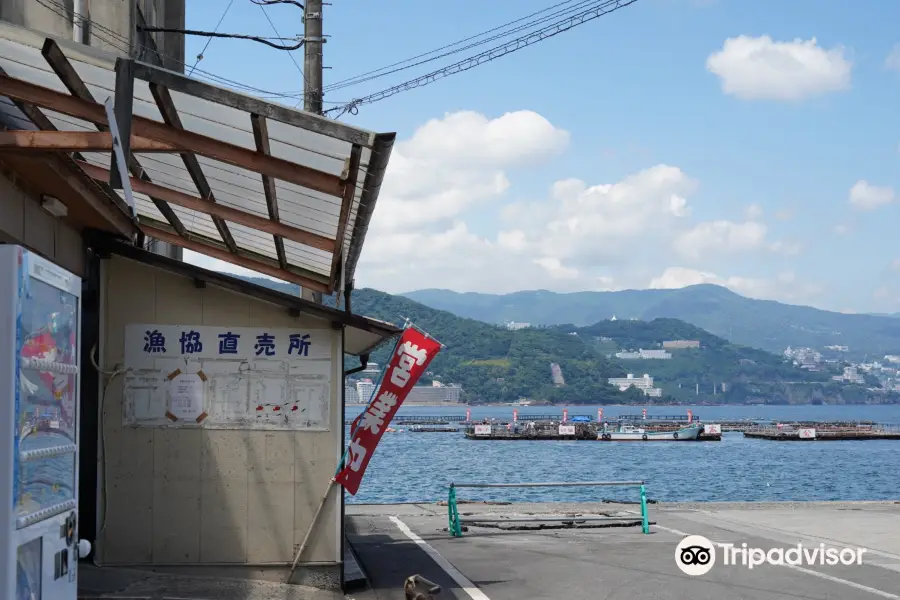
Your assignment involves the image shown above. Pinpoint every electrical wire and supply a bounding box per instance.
[36,0,342,105]
[137,26,305,51]
[324,0,597,93]
[325,0,640,116]
[90,344,128,546]
[256,1,311,108]
[251,0,304,7]
[188,0,236,75]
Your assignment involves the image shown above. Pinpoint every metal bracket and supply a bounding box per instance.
[103,97,135,218]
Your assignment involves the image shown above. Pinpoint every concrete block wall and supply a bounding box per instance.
[97,256,343,569]
[0,173,84,276]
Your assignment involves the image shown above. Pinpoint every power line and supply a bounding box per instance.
[188,0,236,75]
[251,0,305,7]
[137,26,305,51]
[325,0,640,116]
[324,0,597,93]
[36,0,339,105]
[256,1,310,107]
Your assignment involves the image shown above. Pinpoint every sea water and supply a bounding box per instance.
[345,404,900,504]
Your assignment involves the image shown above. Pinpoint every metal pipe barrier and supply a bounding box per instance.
[447,480,650,537]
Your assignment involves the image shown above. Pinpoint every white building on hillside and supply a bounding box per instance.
[608,373,663,397]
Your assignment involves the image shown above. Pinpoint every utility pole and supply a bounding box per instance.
[303,0,324,116]
[303,0,324,303]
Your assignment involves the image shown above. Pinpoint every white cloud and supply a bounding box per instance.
[368,111,568,235]
[886,44,900,72]
[359,160,699,293]
[706,35,852,100]
[673,220,768,259]
[745,203,764,220]
[649,267,823,303]
[849,180,895,210]
[398,110,569,168]
[891,258,900,271]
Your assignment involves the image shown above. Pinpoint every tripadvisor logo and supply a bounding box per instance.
[675,535,867,575]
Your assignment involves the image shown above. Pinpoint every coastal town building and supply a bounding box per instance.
[615,349,672,360]
[784,346,823,369]
[833,366,866,385]
[607,373,663,397]
[355,377,463,403]
[505,320,531,330]
[662,340,701,349]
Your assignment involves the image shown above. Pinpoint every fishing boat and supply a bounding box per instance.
[597,422,702,441]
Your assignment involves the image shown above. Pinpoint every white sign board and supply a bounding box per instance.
[559,425,576,435]
[474,425,492,436]
[798,428,816,439]
[704,424,722,435]
[122,324,333,430]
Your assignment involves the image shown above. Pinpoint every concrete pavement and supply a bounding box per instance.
[346,501,900,600]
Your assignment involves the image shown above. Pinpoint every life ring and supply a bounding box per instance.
[642,433,648,441]
[673,432,679,439]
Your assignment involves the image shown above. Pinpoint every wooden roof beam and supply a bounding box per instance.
[40,39,188,237]
[149,82,238,254]
[140,220,331,293]
[74,160,335,252]
[331,144,362,287]
[1,71,344,196]
[0,130,178,153]
[250,113,287,269]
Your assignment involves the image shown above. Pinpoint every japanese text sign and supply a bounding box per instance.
[336,327,441,495]
[124,324,330,368]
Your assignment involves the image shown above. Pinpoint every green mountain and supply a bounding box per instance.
[402,285,900,360]
[557,319,881,405]
[234,277,882,404]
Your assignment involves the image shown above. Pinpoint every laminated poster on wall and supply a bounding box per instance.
[168,372,206,422]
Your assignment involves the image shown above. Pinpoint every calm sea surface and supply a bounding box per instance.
[345,404,900,504]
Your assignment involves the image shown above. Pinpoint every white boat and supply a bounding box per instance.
[597,423,702,441]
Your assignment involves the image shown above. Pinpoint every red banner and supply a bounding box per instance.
[336,327,442,495]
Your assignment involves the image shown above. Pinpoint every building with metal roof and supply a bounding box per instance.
[0,7,399,593]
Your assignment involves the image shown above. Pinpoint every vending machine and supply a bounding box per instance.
[1,246,85,600]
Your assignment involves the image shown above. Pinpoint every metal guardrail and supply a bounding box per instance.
[447,481,650,537]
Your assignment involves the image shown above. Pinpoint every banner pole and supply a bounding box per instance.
[337,330,406,475]
[287,477,337,582]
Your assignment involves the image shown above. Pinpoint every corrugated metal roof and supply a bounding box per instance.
[0,22,393,294]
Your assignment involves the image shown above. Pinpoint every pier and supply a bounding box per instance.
[347,500,900,600]
[744,424,900,441]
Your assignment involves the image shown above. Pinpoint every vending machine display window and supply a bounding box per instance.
[2,246,83,600]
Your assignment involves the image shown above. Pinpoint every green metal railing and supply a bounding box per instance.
[447,480,651,537]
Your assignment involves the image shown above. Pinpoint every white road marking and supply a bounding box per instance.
[693,509,900,562]
[647,522,691,537]
[782,564,900,599]
[389,515,492,600]
[649,518,900,599]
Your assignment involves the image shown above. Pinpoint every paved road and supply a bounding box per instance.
[346,501,900,600]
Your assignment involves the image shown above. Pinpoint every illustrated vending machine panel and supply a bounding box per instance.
[15,255,79,526]
[1,246,82,600]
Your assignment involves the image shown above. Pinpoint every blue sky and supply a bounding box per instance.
[183,0,900,313]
